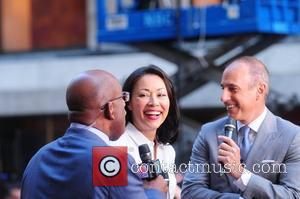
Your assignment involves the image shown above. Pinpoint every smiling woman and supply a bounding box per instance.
[128,74,170,142]
[112,65,180,199]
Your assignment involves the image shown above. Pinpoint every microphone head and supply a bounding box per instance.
[224,117,236,131]
[224,117,236,139]
[138,144,152,163]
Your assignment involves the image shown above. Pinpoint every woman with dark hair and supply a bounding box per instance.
[113,65,180,198]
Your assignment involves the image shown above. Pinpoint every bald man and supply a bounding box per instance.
[21,70,167,198]
[182,56,300,198]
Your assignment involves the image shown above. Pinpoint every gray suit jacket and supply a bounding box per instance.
[181,109,300,199]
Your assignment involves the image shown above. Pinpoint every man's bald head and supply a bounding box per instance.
[225,56,270,96]
[66,70,119,124]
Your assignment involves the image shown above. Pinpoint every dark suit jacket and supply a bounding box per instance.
[21,126,164,199]
[182,109,300,199]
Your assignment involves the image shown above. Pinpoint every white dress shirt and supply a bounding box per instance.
[111,122,177,199]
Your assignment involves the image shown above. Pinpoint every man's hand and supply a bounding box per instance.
[218,135,244,179]
[143,175,168,193]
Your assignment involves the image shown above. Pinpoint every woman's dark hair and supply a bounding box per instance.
[123,65,180,144]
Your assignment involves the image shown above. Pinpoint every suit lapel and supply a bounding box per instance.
[245,110,278,169]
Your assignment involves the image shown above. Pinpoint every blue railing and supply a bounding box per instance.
[97,0,300,42]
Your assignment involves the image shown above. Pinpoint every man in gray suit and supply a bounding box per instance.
[182,56,300,198]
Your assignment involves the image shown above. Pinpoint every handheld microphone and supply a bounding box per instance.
[220,117,236,176]
[224,117,236,139]
[138,144,158,180]
[139,144,152,163]
[138,144,169,182]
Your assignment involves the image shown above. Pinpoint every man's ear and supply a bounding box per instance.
[256,82,267,100]
[106,102,115,120]
[257,82,266,95]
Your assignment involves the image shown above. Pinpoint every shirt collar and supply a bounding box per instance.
[126,122,155,148]
[237,106,267,132]
[70,122,110,144]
